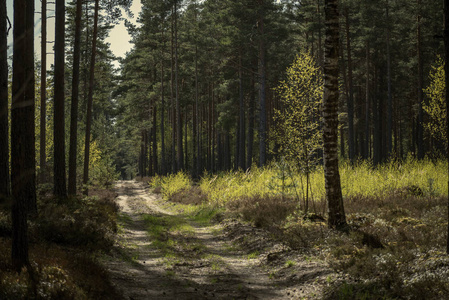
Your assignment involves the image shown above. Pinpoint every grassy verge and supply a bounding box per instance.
[0,188,121,299]
[148,158,449,299]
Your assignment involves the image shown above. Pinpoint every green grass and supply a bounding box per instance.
[197,158,447,208]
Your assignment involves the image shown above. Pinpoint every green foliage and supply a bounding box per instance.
[157,172,192,201]
[423,56,446,148]
[273,51,323,171]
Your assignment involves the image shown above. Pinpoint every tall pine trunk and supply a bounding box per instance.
[68,0,83,195]
[443,0,449,255]
[323,0,346,229]
[417,0,424,159]
[364,41,370,159]
[11,0,36,270]
[83,0,99,195]
[345,8,355,162]
[0,0,9,200]
[238,53,246,170]
[175,2,183,170]
[39,0,47,184]
[54,0,67,198]
[258,1,267,167]
[386,1,393,158]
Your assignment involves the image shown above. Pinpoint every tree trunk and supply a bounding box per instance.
[238,53,246,170]
[345,8,355,162]
[175,2,183,171]
[0,0,10,200]
[83,0,99,195]
[171,7,176,173]
[153,105,158,175]
[54,0,67,198]
[417,1,424,159]
[160,32,166,175]
[39,0,47,184]
[386,1,393,158]
[247,72,255,169]
[443,0,449,255]
[258,1,267,167]
[323,0,346,229]
[364,41,370,160]
[11,0,36,270]
[68,0,83,195]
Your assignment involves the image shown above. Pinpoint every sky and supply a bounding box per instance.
[6,0,142,70]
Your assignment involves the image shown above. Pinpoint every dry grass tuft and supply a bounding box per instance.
[226,195,297,227]
[169,186,208,205]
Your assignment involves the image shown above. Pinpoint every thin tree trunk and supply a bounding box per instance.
[83,0,99,195]
[238,53,246,170]
[39,0,47,184]
[258,1,267,167]
[54,0,67,198]
[386,1,393,157]
[153,106,158,175]
[323,0,346,229]
[11,0,36,270]
[68,0,83,195]
[0,0,10,200]
[417,0,424,159]
[443,0,449,255]
[364,41,370,159]
[175,2,183,170]
[160,31,166,175]
[247,72,255,169]
[345,8,355,162]
[171,7,176,173]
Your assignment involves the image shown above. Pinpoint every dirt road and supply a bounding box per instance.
[104,180,333,300]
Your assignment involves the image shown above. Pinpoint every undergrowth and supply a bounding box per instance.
[0,188,121,299]
[152,158,449,299]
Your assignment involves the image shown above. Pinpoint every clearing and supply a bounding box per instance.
[103,180,336,300]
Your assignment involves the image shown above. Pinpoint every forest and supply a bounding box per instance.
[1,0,449,299]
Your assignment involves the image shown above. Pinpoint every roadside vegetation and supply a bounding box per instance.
[147,157,449,300]
[0,189,121,299]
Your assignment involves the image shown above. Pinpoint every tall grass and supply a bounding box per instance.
[197,158,447,206]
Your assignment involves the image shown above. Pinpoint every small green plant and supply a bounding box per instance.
[285,260,295,268]
[247,251,260,259]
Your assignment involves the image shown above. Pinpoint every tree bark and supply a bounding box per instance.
[386,0,393,158]
[247,72,255,169]
[175,2,183,170]
[68,0,83,195]
[443,0,449,255]
[160,33,166,175]
[53,0,67,198]
[364,41,370,159]
[345,8,355,162]
[323,0,346,229]
[83,0,99,195]
[39,0,47,184]
[258,0,267,167]
[238,53,246,170]
[0,0,10,200]
[417,0,424,159]
[11,0,36,270]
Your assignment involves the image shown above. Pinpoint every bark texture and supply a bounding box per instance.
[323,0,346,229]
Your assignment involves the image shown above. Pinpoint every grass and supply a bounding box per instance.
[152,157,449,300]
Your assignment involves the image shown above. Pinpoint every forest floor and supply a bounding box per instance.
[103,180,336,300]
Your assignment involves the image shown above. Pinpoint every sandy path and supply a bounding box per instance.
[104,180,284,300]
[104,180,332,300]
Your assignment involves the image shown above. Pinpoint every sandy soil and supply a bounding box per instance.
[104,180,335,300]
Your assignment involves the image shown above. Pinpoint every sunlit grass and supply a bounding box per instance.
[197,157,447,208]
